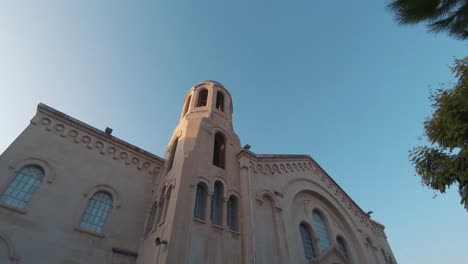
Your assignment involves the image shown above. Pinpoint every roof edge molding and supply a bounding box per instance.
[238,149,387,239]
[32,103,164,175]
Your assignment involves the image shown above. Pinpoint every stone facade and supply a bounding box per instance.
[0,81,396,264]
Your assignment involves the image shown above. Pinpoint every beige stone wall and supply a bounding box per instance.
[0,81,397,264]
[137,82,243,264]
[238,152,396,264]
[0,105,163,264]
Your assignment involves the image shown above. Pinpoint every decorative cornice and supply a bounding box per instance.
[243,152,387,239]
[33,103,164,175]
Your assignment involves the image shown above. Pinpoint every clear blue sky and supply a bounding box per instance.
[0,1,466,263]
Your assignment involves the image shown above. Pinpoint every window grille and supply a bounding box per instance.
[0,166,44,209]
[300,223,315,258]
[312,210,331,252]
[79,192,112,233]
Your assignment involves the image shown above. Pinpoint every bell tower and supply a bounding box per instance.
[137,81,243,264]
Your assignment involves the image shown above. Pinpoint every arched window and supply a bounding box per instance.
[144,202,157,236]
[0,166,44,209]
[193,183,207,220]
[227,195,238,231]
[162,186,172,221]
[166,138,179,172]
[196,89,208,107]
[299,223,315,259]
[79,192,112,233]
[182,95,192,116]
[213,132,226,169]
[312,210,331,252]
[216,91,225,112]
[210,181,223,225]
[155,186,166,224]
[336,236,348,258]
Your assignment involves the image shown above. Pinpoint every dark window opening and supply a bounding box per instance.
[216,92,225,112]
[197,89,208,107]
[194,183,206,220]
[300,223,316,258]
[213,132,226,169]
[210,181,223,225]
[227,195,238,231]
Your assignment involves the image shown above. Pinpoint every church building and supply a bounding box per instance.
[0,81,396,264]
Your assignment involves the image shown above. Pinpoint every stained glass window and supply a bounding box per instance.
[79,192,112,233]
[0,166,44,209]
[312,210,331,252]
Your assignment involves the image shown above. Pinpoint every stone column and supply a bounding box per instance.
[222,197,229,229]
[238,154,255,264]
[206,192,213,222]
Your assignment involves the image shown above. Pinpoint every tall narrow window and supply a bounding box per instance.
[216,91,225,112]
[193,183,206,220]
[312,210,331,252]
[210,181,223,225]
[213,132,226,169]
[182,95,192,116]
[166,138,179,172]
[388,255,394,264]
[196,89,208,107]
[336,236,348,258]
[227,195,238,231]
[162,187,172,221]
[155,186,166,224]
[0,166,44,209]
[381,249,389,264]
[300,223,316,259]
[144,202,157,235]
[79,192,112,233]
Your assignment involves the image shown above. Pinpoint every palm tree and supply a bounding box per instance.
[386,0,468,40]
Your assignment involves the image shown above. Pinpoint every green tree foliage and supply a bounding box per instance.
[386,0,468,40]
[410,57,468,210]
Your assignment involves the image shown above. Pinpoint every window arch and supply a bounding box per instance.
[193,183,207,220]
[336,236,348,258]
[79,192,112,233]
[196,89,208,107]
[166,138,179,172]
[0,166,44,209]
[213,132,226,169]
[299,223,316,259]
[227,195,238,231]
[210,181,223,225]
[182,95,192,116]
[144,202,157,236]
[216,91,225,112]
[312,210,331,252]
